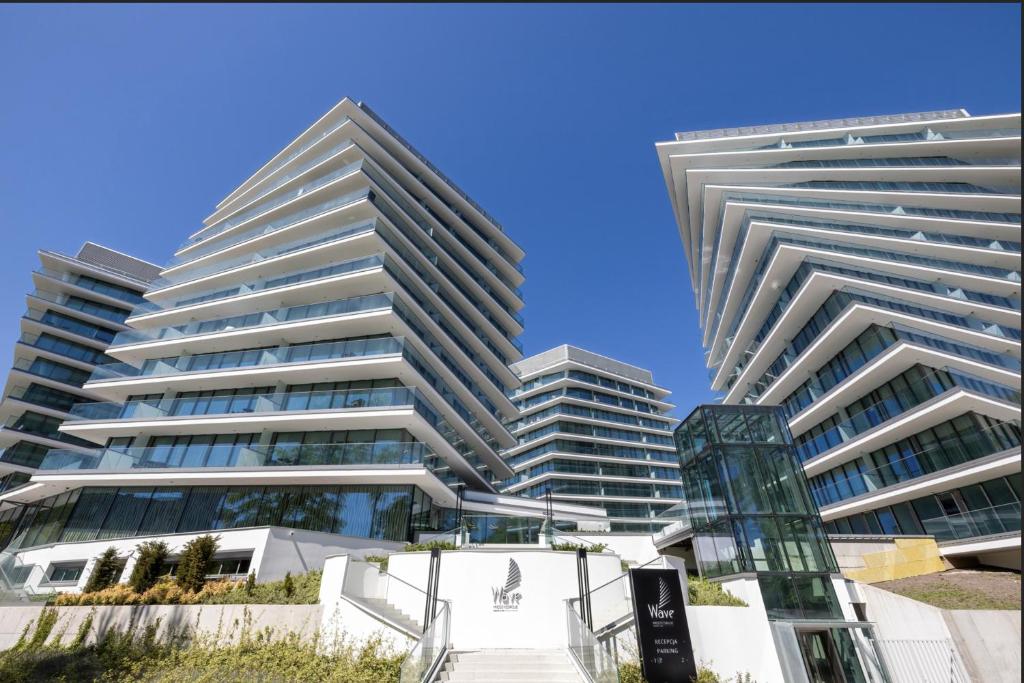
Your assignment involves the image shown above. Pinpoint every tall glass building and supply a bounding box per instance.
[500,345,681,533]
[0,243,159,499]
[657,110,1021,570]
[0,99,605,583]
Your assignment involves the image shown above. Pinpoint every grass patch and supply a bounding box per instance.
[887,583,1019,610]
[687,576,748,607]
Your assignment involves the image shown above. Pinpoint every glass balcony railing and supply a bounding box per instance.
[29,290,130,325]
[23,308,117,344]
[110,292,394,347]
[920,502,1021,542]
[88,335,404,383]
[128,252,384,318]
[34,267,146,305]
[38,441,430,472]
[794,368,1021,462]
[65,385,419,422]
[809,424,1022,508]
[152,219,377,292]
[183,139,358,251]
[169,163,368,268]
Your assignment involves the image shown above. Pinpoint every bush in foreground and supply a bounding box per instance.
[175,535,219,593]
[0,607,402,683]
[687,576,748,607]
[52,570,322,606]
[82,547,121,594]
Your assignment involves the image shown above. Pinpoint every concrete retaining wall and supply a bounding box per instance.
[0,603,323,652]
[943,610,1022,683]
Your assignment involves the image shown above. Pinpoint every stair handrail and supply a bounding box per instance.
[398,599,451,683]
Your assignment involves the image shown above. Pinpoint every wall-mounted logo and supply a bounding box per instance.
[491,559,522,611]
[646,577,675,622]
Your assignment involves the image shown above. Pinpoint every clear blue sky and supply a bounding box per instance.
[0,4,1019,416]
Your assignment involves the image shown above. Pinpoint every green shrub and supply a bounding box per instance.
[284,571,295,598]
[0,608,401,683]
[175,534,219,593]
[402,540,455,552]
[83,547,121,594]
[245,571,256,596]
[364,554,389,571]
[128,540,169,594]
[618,660,752,683]
[550,542,608,553]
[687,576,748,607]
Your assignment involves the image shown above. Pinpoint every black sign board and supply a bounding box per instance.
[629,568,697,683]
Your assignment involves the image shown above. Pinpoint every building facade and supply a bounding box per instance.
[501,345,681,532]
[1,99,605,591]
[657,110,1022,569]
[0,243,159,500]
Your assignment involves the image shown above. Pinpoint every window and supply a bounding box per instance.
[48,563,85,584]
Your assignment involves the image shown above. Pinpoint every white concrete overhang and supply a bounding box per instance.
[704,200,1022,331]
[26,294,130,333]
[786,342,1021,437]
[0,427,94,456]
[801,389,1022,478]
[175,151,367,264]
[461,489,607,522]
[0,465,458,508]
[19,315,110,353]
[501,429,677,460]
[709,235,1020,382]
[722,290,1021,403]
[147,219,380,303]
[689,181,1022,290]
[0,396,71,423]
[706,218,1021,355]
[37,250,152,293]
[508,410,675,440]
[502,471,682,494]
[756,310,1020,409]
[516,393,676,427]
[106,307,396,366]
[512,376,675,413]
[75,352,516,453]
[3,368,106,406]
[507,451,679,475]
[513,358,674,402]
[938,533,1021,558]
[548,492,681,505]
[162,192,377,286]
[30,271,138,314]
[817,448,1021,522]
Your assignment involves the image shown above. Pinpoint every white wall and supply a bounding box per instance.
[571,534,661,565]
[387,548,623,650]
[944,610,1021,683]
[256,527,403,581]
[318,554,414,653]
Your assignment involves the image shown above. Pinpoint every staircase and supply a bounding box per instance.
[437,649,584,682]
[343,594,424,637]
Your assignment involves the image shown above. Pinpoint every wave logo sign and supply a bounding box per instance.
[646,577,675,622]
[491,559,522,611]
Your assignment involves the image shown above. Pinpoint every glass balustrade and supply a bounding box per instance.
[111,292,394,348]
[130,252,384,318]
[166,184,372,273]
[151,219,377,291]
[89,336,405,383]
[919,502,1021,541]
[186,139,358,250]
[29,290,130,325]
[65,385,419,421]
[809,424,1022,508]
[398,601,450,683]
[38,441,430,471]
[34,267,146,305]
[794,367,1021,462]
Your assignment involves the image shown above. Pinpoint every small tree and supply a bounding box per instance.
[83,547,121,593]
[244,571,256,596]
[283,571,295,598]
[175,535,219,593]
[129,540,169,593]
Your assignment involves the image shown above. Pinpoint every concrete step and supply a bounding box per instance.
[344,595,423,636]
[438,649,583,683]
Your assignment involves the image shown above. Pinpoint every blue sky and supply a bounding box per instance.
[0,4,1019,416]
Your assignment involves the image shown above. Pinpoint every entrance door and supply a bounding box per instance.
[798,630,848,683]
